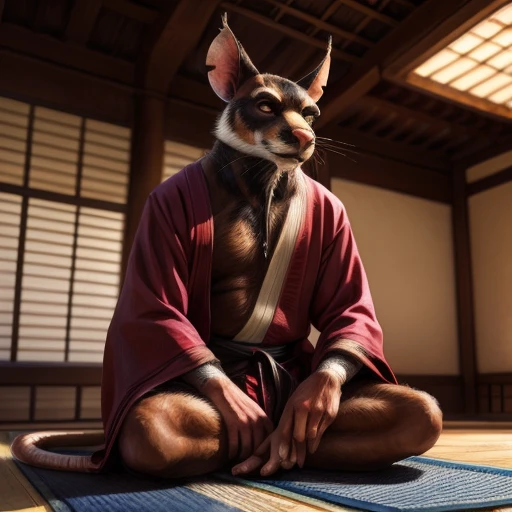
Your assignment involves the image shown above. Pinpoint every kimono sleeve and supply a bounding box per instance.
[310,203,396,384]
[101,192,216,432]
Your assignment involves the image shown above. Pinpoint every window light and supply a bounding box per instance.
[470,73,512,97]
[489,83,512,103]
[488,50,512,69]
[410,2,512,118]
[450,66,495,91]
[415,49,458,77]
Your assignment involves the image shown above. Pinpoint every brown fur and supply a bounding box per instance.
[202,155,293,337]
[233,111,255,145]
[119,382,442,477]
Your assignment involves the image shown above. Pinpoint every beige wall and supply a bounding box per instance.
[468,164,512,373]
[331,179,459,375]
[466,150,512,183]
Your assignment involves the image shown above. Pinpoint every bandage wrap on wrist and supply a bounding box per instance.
[182,361,226,389]
[317,352,363,385]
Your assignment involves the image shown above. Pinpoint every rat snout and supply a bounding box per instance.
[292,128,315,149]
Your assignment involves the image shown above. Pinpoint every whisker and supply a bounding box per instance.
[240,158,269,178]
[316,136,356,147]
[318,146,358,163]
[316,142,361,156]
[216,154,255,173]
[312,151,325,166]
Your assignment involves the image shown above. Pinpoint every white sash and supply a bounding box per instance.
[233,172,307,343]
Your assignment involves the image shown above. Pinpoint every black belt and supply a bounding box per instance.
[208,336,298,423]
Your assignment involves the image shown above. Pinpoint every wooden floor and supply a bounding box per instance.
[1,424,511,512]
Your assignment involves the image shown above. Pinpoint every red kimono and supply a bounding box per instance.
[94,161,396,469]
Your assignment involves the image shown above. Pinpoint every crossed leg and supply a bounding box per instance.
[118,381,442,478]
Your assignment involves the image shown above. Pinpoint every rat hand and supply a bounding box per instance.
[201,374,274,461]
[232,369,343,476]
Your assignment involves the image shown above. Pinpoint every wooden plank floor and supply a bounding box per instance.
[1,425,511,512]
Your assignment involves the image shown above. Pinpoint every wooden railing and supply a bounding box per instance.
[0,362,102,424]
[1,364,511,424]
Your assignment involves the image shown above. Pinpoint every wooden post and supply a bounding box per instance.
[121,92,166,276]
[452,166,478,415]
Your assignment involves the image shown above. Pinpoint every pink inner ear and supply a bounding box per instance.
[206,28,240,102]
[308,53,331,102]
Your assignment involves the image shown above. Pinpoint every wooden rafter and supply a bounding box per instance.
[259,0,374,47]
[273,0,295,22]
[315,0,502,130]
[340,0,394,52]
[168,75,223,112]
[34,1,47,29]
[64,0,102,45]
[318,124,451,173]
[359,95,491,141]
[390,0,415,9]
[220,2,358,63]
[279,1,345,79]
[103,0,158,24]
[339,0,398,27]
[0,51,132,125]
[141,0,221,93]
[0,23,134,84]
[467,165,512,196]
[452,133,512,167]
[328,149,451,203]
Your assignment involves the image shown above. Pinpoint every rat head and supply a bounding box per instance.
[207,15,331,171]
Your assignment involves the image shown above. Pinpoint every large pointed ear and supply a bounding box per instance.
[206,14,259,102]
[296,37,332,102]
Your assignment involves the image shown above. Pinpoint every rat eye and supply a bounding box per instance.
[257,101,274,114]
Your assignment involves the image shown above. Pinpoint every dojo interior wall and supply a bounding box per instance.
[467,151,512,375]
[330,178,460,377]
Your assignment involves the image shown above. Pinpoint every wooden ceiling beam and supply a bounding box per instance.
[34,1,47,29]
[0,50,132,126]
[359,95,490,141]
[168,75,223,112]
[390,0,415,9]
[318,124,451,173]
[315,0,498,130]
[273,0,295,22]
[64,0,102,45]
[278,0,345,80]
[328,149,451,203]
[339,0,398,27]
[220,2,358,63]
[259,0,374,47]
[141,0,221,94]
[0,23,134,84]
[103,0,158,24]
[452,133,512,168]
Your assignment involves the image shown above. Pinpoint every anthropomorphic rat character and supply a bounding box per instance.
[12,15,442,477]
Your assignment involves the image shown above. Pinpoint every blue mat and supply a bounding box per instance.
[220,456,512,512]
[16,461,241,512]
[15,455,512,512]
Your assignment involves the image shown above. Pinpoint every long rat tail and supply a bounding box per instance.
[11,431,104,472]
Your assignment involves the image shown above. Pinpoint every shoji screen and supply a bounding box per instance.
[162,140,204,181]
[0,97,130,365]
[0,192,22,360]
